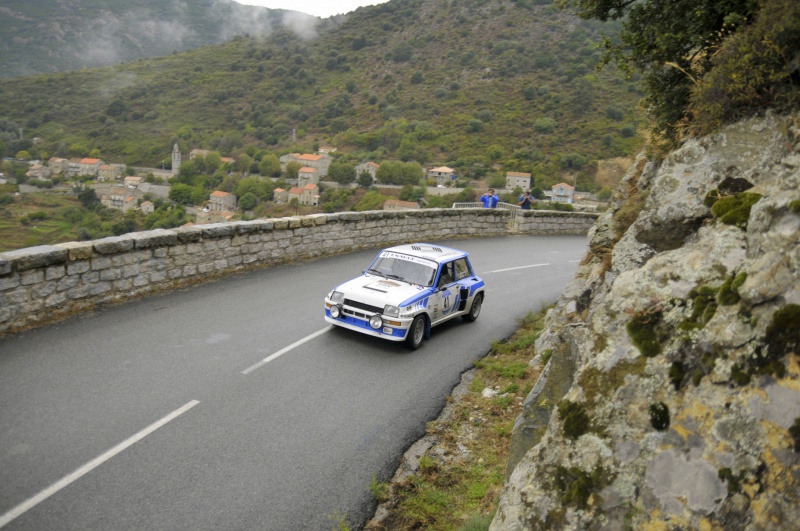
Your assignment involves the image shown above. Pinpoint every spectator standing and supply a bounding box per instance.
[517,190,533,210]
[480,188,499,208]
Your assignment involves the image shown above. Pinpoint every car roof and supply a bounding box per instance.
[380,243,468,265]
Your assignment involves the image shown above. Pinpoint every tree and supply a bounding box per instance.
[376,161,424,186]
[327,161,356,185]
[285,161,301,180]
[239,192,258,211]
[76,186,100,209]
[169,183,197,205]
[558,0,758,142]
[258,153,281,177]
[357,170,373,188]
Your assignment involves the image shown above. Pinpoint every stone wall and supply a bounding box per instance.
[0,207,597,335]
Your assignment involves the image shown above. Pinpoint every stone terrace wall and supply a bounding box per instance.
[0,208,598,335]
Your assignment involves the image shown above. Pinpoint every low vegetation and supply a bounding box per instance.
[367,310,549,530]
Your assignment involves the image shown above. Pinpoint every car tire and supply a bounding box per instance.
[462,293,483,322]
[405,314,426,349]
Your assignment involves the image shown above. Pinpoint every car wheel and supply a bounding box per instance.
[462,293,483,322]
[405,314,426,349]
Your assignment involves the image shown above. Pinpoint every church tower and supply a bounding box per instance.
[171,143,181,176]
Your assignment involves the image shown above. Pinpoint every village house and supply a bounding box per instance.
[140,201,155,215]
[97,164,123,182]
[80,158,103,176]
[383,199,420,211]
[298,166,319,187]
[48,157,70,175]
[506,171,532,191]
[273,187,288,203]
[189,149,210,160]
[355,161,379,183]
[279,153,332,178]
[427,166,455,186]
[101,187,136,212]
[550,182,575,204]
[286,183,320,206]
[318,145,337,154]
[195,209,234,224]
[208,190,237,212]
[26,163,51,181]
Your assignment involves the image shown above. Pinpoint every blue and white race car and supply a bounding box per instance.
[324,243,486,349]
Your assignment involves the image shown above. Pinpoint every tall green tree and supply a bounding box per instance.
[327,161,356,184]
[558,0,758,141]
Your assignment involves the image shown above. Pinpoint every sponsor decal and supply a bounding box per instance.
[380,251,438,268]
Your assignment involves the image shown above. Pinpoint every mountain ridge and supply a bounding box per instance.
[0,0,643,190]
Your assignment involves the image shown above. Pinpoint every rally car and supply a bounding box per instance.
[324,243,485,349]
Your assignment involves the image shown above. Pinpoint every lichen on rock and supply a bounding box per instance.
[491,112,800,531]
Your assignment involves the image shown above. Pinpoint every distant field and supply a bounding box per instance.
[0,193,81,252]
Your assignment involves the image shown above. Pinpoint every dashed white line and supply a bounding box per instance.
[242,325,333,375]
[0,400,200,529]
[486,263,550,273]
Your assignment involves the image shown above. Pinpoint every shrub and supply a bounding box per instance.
[689,0,800,136]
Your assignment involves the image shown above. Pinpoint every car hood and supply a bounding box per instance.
[335,275,430,308]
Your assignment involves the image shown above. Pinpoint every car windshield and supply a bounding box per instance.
[369,252,437,286]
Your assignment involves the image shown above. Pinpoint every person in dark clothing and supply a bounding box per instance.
[517,190,533,210]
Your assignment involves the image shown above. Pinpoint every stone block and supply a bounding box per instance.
[132,229,178,249]
[1,245,68,271]
[57,241,95,260]
[20,270,45,286]
[93,236,134,254]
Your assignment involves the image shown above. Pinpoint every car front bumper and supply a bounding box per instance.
[324,302,413,341]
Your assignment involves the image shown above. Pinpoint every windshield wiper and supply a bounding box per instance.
[367,268,385,277]
[384,273,404,281]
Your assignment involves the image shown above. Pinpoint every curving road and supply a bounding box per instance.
[0,235,588,530]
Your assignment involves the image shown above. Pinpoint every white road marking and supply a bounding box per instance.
[486,263,550,273]
[0,400,200,529]
[242,325,333,375]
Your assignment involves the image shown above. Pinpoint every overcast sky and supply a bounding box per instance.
[237,0,390,18]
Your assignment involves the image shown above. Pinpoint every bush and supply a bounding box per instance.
[689,0,800,136]
[239,192,258,210]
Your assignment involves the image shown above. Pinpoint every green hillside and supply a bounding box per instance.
[0,0,643,190]
[0,0,302,79]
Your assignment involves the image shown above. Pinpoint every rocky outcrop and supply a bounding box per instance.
[492,112,800,530]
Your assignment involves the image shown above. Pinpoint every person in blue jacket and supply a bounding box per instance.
[517,190,533,210]
[480,188,499,208]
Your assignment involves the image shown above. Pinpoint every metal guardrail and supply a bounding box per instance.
[452,201,520,223]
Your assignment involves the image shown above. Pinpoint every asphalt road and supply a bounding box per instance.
[0,235,588,530]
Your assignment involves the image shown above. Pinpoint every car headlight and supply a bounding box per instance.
[330,291,345,303]
[383,305,400,318]
[369,314,383,329]
[330,304,342,318]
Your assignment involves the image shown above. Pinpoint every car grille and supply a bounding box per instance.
[344,299,383,315]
